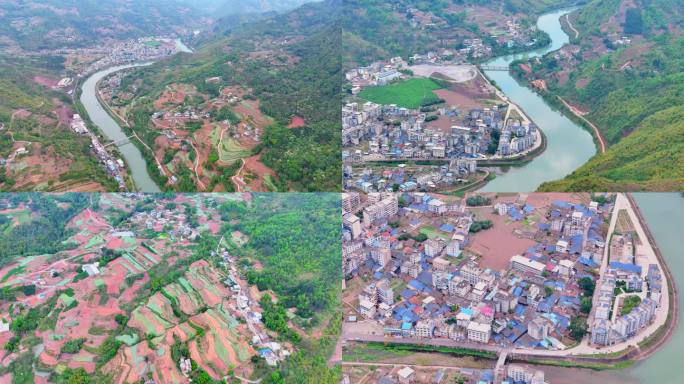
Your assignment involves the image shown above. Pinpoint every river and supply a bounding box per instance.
[479,8,596,192]
[535,193,684,383]
[79,39,192,192]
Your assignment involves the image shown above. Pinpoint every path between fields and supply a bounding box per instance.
[231,158,247,192]
[565,13,580,39]
[557,96,606,153]
[231,375,261,384]
[218,124,248,192]
[188,139,206,190]
[100,89,171,179]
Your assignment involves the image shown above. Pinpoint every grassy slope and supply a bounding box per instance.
[539,105,684,191]
[539,0,684,190]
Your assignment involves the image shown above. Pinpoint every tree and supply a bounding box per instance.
[580,297,592,314]
[569,316,587,340]
[544,286,554,297]
[624,8,643,35]
[579,277,595,296]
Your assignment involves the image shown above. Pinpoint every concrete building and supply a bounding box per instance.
[416,319,436,338]
[510,255,545,276]
[397,366,416,384]
[467,321,491,343]
[343,213,362,239]
[507,364,545,384]
[528,317,551,340]
[363,194,398,227]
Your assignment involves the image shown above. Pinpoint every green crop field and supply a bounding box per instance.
[358,78,443,109]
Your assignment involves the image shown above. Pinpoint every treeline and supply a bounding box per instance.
[220,193,342,321]
[0,194,90,264]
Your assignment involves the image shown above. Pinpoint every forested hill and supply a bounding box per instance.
[120,0,341,192]
[526,0,684,190]
[0,1,321,52]
[343,0,578,66]
[192,0,319,16]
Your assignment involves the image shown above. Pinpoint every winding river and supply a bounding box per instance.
[479,8,596,192]
[79,39,192,192]
[80,63,159,192]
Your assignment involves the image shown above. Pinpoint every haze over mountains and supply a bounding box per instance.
[0,0,317,51]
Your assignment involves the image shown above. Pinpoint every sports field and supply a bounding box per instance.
[358,78,443,109]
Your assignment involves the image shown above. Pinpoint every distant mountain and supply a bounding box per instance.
[342,0,576,67]
[0,0,318,51]
[0,0,207,50]
[188,0,321,16]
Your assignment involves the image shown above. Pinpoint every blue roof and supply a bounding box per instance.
[401,322,413,330]
[509,207,523,221]
[408,279,426,291]
[553,200,572,209]
[513,286,523,297]
[609,262,642,274]
[409,203,428,212]
[417,271,433,287]
[578,257,597,267]
[439,223,455,232]
[401,289,416,299]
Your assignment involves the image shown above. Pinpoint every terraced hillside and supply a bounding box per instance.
[0,193,342,384]
[113,0,341,192]
[0,56,118,192]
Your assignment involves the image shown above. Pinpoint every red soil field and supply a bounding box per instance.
[287,116,306,128]
[33,76,59,88]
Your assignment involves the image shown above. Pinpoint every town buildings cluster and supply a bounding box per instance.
[343,192,622,352]
[70,113,127,190]
[213,245,291,366]
[82,37,184,75]
[344,158,477,193]
[590,232,664,346]
[343,99,538,163]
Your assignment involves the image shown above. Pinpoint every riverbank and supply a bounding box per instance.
[507,63,607,155]
[80,63,162,192]
[91,70,170,191]
[478,8,595,192]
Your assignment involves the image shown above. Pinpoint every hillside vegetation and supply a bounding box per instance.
[540,105,684,191]
[342,0,576,66]
[119,0,341,192]
[529,0,684,190]
[0,56,116,191]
